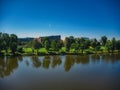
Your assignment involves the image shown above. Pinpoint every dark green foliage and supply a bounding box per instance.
[2,33,10,53]
[17,47,24,53]
[10,34,18,55]
[106,40,112,53]
[33,39,42,50]
[0,32,3,53]
[101,36,107,46]
[116,40,120,52]
[111,37,116,53]
[33,39,42,54]
[44,40,50,50]
[0,32,120,55]
[51,40,58,51]
[70,43,79,50]
[65,37,71,51]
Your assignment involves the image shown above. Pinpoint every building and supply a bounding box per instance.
[81,37,89,40]
[34,38,42,43]
[40,35,61,42]
[18,37,34,42]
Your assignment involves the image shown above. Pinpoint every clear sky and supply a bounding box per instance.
[0,0,120,39]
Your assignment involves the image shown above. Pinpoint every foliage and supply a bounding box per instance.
[0,32,120,55]
[101,36,107,46]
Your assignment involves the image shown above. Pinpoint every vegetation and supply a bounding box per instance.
[0,32,120,56]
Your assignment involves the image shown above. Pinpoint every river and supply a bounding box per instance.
[0,54,120,90]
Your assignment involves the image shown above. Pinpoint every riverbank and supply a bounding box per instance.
[0,50,119,56]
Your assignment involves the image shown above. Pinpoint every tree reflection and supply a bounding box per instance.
[51,55,62,68]
[43,55,51,69]
[0,56,18,78]
[102,54,120,63]
[31,56,41,68]
[64,55,75,72]
[0,54,120,78]
[75,55,89,65]
[75,55,81,64]
[17,56,23,62]
[91,54,100,63]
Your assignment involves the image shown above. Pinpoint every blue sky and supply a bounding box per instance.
[0,0,120,39]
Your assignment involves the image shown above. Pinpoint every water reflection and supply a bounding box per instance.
[0,54,120,78]
[64,55,75,72]
[43,56,51,69]
[31,56,41,68]
[52,55,62,68]
[102,54,120,63]
[0,56,22,78]
[90,54,101,63]
[75,55,89,64]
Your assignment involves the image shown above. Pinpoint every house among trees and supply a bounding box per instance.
[34,37,42,43]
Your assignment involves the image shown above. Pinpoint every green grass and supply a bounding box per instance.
[1,46,119,56]
[23,48,33,53]
[38,48,48,54]
[59,47,66,53]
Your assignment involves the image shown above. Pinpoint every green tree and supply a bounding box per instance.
[33,39,42,55]
[10,34,18,55]
[91,39,100,53]
[0,32,3,54]
[69,36,75,44]
[111,37,116,53]
[106,40,112,53]
[44,40,50,51]
[57,40,64,49]
[2,33,10,54]
[101,36,107,46]
[51,40,57,51]
[116,40,120,52]
[70,43,79,52]
[64,37,70,51]
[84,40,90,49]
[80,38,86,54]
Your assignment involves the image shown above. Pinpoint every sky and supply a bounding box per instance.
[0,0,120,39]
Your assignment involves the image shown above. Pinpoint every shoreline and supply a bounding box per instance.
[0,52,119,57]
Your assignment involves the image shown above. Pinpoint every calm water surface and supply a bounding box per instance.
[0,54,120,90]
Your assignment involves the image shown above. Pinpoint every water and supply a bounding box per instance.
[0,54,120,90]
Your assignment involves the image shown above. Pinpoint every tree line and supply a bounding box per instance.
[0,32,120,55]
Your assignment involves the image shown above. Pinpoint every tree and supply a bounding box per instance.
[84,40,90,49]
[33,39,42,55]
[90,39,100,53]
[95,42,101,51]
[57,40,64,49]
[80,38,86,54]
[51,40,57,51]
[2,33,10,54]
[44,40,50,51]
[75,38,81,44]
[64,37,70,51]
[0,32,3,54]
[10,34,18,55]
[101,36,107,46]
[69,36,75,44]
[106,40,112,53]
[70,43,79,52]
[111,37,116,53]
[116,40,120,52]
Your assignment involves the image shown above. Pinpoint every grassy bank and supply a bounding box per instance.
[0,47,119,56]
